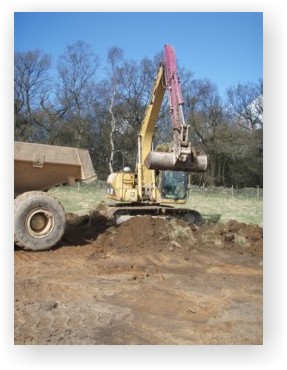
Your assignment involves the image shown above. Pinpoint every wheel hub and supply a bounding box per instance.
[25,208,55,238]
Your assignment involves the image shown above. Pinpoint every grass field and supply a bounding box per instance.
[49,181,263,226]
[185,193,263,226]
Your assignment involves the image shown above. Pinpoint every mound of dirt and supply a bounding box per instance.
[62,212,263,257]
[89,215,263,257]
[198,220,263,256]
[96,216,171,252]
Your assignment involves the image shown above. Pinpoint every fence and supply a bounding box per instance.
[188,185,263,199]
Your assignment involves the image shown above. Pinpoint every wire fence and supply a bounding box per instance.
[188,185,263,199]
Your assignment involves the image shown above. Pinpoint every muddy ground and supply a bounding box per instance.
[14,210,263,345]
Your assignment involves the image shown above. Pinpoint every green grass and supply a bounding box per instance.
[184,193,263,226]
[49,181,107,215]
[49,181,263,226]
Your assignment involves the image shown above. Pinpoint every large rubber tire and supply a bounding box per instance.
[14,191,66,251]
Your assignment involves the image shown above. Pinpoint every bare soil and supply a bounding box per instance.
[14,212,263,345]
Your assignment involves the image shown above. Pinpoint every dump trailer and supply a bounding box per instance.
[14,141,96,251]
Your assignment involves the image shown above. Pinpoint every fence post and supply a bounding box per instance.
[77,182,80,191]
[257,185,259,199]
[231,185,234,198]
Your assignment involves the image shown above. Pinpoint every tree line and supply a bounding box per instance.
[14,41,263,188]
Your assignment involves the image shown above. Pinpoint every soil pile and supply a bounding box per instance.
[96,216,171,251]
[194,219,263,257]
[68,215,263,257]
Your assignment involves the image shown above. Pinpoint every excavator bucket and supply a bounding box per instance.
[144,151,207,172]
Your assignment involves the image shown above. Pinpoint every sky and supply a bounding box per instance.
[14,12,263,98]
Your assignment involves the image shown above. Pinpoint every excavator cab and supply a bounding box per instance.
[158,170,188,201]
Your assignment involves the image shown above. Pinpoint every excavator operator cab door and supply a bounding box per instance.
[159,170,188,200]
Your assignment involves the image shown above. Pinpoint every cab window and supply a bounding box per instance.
[160,171,188,200]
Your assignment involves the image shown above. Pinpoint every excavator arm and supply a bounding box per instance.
[163,44,191,163]
[144,44,207,172]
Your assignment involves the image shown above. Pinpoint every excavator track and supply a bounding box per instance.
[109,204,203,226]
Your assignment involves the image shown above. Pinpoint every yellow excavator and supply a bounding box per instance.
[107,44,207,224]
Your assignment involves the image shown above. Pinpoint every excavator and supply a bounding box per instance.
[107,44,207,224]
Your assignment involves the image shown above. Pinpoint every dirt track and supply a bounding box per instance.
[14,214,263,345]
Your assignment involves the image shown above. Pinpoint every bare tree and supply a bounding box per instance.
[89,54,157,178]
[14,49,52,141]
[57,41,99,147]
[183,78,224,184]
[224,80,263,186]
[226,79,263,129]
[105,47,124,173]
